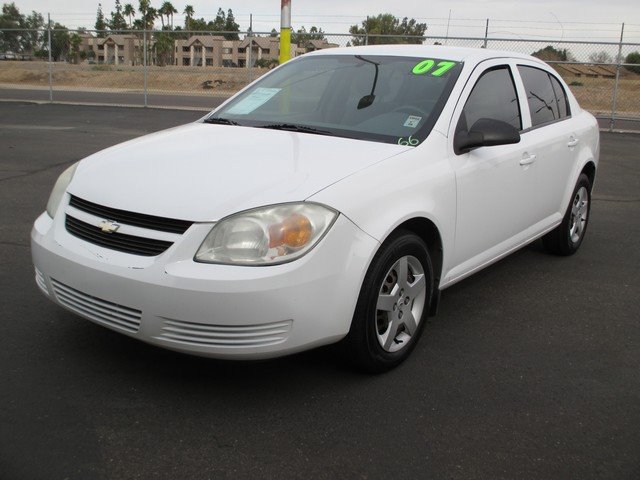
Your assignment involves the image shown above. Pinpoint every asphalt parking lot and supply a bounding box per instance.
[1,102,639,479]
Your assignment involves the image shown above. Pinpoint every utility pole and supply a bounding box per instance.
[279,0,291,64]
[47,13,52,102]
[610,23,625,131]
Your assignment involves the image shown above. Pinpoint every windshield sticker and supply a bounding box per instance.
[398,135,420,146]
[227,87,281,115]
[403,115,422,128]
[412,59,457,77]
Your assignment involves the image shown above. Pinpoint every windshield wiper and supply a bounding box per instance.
[203,117,241,126]
[255,124,334,136]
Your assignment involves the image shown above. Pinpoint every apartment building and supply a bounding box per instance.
[78,33,338,67]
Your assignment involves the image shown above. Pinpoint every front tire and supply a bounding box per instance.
[345,231,433,373]
[543,173,592,256]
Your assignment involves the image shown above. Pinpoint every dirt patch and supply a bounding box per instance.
[0,61,267,94]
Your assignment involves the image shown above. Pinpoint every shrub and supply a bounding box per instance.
[624,51,640,74]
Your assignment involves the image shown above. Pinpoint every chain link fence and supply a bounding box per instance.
[1,28,639,129]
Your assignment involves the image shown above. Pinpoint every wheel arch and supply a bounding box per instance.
[373,216,444,297]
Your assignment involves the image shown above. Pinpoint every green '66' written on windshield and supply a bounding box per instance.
[412,60,457,77]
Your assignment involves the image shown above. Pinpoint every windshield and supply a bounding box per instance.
[208,54,463,145]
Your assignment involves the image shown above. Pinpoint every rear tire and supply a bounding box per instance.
[543,173,591,256]
[345,231,433,373]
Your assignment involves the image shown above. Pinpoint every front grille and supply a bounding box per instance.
[69,195,193,234]
[158,319,293,348]
[66,215,173,256]
[51,279,142,333]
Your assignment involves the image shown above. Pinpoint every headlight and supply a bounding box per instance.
[46,162,79,218]
[195,203,338,265]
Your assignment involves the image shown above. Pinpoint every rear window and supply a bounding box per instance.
[518,65,569,127]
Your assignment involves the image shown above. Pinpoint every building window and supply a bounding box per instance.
[238,48,245,53]
[206,47,213,53]
[206,58,213,66]
[262,49,270,54]
[183,58,190,66]
[98,45,104,50]
[183,46,189,52]
[222,47,232,54]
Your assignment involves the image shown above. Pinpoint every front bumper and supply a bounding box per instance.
[31,208,378,359]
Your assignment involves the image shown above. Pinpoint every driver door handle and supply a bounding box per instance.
[568,137,579,148]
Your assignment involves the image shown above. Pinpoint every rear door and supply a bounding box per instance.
[513,63,577,221]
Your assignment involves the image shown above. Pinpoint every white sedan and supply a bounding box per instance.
[31,45,599,371]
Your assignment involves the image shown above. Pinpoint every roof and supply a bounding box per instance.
[306,44,544,65]
[555,64,616,78]
[240,36,280,49]
[97,34,136,45]
[187,35,226,47]
[304,39,339,49]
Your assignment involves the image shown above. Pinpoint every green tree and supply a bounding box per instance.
[95,3,107,35]
[223,9,239,40]
[349,14,427,45]
[109,0,128,32]
[69,32,82,63]
[292,25,324,45]
[22,11,44,53]
[189,17,208,32]
[211,8,225,31]
[0,2,24,52]
[531,45,572,62]
[51,22,70,61]
[154,30,173,65]
[625,51,640,74]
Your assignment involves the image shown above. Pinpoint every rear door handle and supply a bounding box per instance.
[568,138,579,148]
[519,153,536,166]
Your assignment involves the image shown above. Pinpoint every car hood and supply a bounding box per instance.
[68,123,410,221]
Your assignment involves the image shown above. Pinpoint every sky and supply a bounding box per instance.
[8,0,640,43]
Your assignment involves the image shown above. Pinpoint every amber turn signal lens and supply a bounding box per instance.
[268,213,313,249]
[283,214,313,247]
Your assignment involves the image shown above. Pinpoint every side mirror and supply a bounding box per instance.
[454,118,520,155]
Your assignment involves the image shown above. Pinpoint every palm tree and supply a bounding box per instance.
[183,5,194,31]
[123,3,135,29]
[166,2,178,29]
[146,7,157,30]
[170,4,177,29]
[159,2,177,30]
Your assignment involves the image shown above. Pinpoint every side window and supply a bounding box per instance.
[458,66,521,133]
[518,65,568,127]
[549,74,570,118]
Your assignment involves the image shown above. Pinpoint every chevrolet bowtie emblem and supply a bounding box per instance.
[98,220,120,234]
